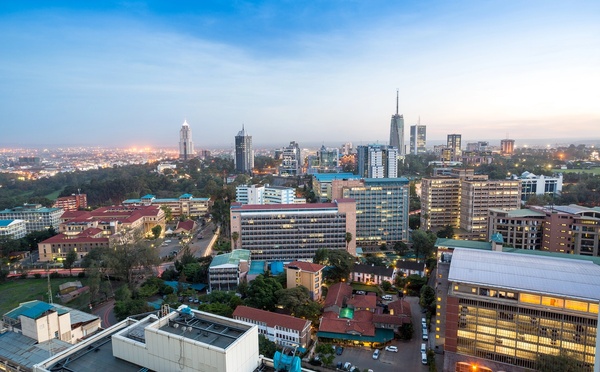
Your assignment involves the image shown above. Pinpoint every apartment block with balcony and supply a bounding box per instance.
[487,208,545,250]
[208,249,250,292]
[285,261,325,301]
[420,177,461,231]
[230,199,357,261]
[0,219,27,239]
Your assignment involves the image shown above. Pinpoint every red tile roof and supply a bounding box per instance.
[232,305,310,332]
[388,299,412,317]
[373,313,410,325]
[175,220,195,232]
[324,282,353,308]
[319,310,375,337]
[346,294,377,310]
[41,231,108,244]
[286,261,325,273]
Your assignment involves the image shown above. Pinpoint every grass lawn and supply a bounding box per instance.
[45,187,65,200]
[0,277,90,315]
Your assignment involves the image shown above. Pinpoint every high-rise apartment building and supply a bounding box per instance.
[278,141,302,176]
[421,169,521,239]
[53,193,87,212]
[409,123,427,155]
[447,134,462,156]
[501,139,515,156]
[332,178,409,245]
[389,89,405,156]
[356,144,398,179]
[230,199,357,260]
[235,125,254,173]
[179,120,194,160]
[318,145,340,172]
[235,184,298,205]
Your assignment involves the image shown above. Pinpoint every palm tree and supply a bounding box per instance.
[231,231,239,250]
[345,232,353,250]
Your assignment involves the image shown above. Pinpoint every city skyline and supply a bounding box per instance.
[0,1,599,148]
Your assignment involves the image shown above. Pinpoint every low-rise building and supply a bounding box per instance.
[512,171,563,202]
[285,261,326,301]
[350,264,396,285]
[52,194,87,212]
[122,193,210,218]
[32,306,260,372]
[0,219,27,239]
[3,301,101,345]
[233,305,312,349]
[395,260,427,277]
[208,249,251,292]
[38,228,110,262]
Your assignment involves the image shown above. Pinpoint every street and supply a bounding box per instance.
[92,299,117,328]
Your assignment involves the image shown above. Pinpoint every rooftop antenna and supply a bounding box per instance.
[396,89,399,115]
[418,116,421,125]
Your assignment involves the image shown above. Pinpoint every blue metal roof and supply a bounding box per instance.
[4,301,63,320]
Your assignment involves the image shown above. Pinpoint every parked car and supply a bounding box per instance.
[421,317,427,327]
[372,349,380,359]
[382,294,393,301]
[343,362,352,370]
[336,346,344,355]
[385,345,398,352]
[421,343,427,353]
[356,290,366,295]
[422,330,428,341]
[421,352,428,365]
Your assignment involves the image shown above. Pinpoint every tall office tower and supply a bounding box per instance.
[501,139,515,155]
[179,120,195,160]
[447,133,462,156]
[279,141,302,176]
[389,89,405,156]
[356,144,398,178]
[235,125,254,173]
[340,142,353,156]
[409,123,427,155]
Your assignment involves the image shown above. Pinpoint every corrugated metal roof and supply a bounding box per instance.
[448,249,600,301]
[0,332,71,369]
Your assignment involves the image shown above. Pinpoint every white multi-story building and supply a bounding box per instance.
[179,120,195,160]
[0,204,63,233]
[0,219,27,239]
[233,306,312,349]
[357,144,398,179]
[278,141,302,176]
[235,184,297,205]
[208,249,250,292]
[123,193,210,218]
[512,171,563,202]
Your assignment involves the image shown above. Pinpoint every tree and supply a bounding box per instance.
[63,250,78,276]
[161,206,173,222]
[345,232,353,251]
[411,230,436,260]
[409,215,421,230]
[276,286,311,311]
[436,225,454,239]
[393,241,409,256]
[324,250,355,282]
[381,280,392,292]
[420,285,436,315]
[536,352,584,372]
[245,275,283,311]
[258,335,277,358]
[104,240,159,290]
[313,248,329,265]
[231,231,239,250]
[151,225,162,239]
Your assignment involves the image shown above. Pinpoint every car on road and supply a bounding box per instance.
[372,349,380,359]
[356,290,366,295]
[336,346,344,355]
[343,362,352,370]
[384,345,398,352]
[421,352,428,365]
[165,240,172,243]
[382,294,393,301]
[421,343,427,353]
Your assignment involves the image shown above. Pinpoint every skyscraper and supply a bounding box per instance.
[389,89,405,156]
[356,144,398,178]
[235,125,254,173]
[279,141,302,176]
[409,122,427,155]
[501,139,515,155]
[179,120,194,160]
[447,133,462,156]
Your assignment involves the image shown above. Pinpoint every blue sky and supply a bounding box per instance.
[0,1,598,148]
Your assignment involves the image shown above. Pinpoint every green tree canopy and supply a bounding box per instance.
[245,275,283,311]
[411,230,437,260]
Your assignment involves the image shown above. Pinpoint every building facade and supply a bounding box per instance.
[332,178,410,245]
[52,194,87,212]
[0,204,63,233]
[487,208,545,250]
[235,125,254,173]
[501,139,515,156]
[512,172,563,202]
[285,261,325,301]
[0,219,27,239]
[439,248,600,372]
[208,249,250,292]
[410,123,427,155]
[233,305,312,349]
[235,185,297,205]
[123,193,210,218]
[278,141,302,176]
[230,199,357,260]
[389,90,405,156]
[447,134,462,157]
[350,264,396,285]
[356,144,398,179]
[179,120,195,160]
[312,173,360,202]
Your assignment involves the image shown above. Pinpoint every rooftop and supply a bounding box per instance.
[286,261,325,273]
[448,249,600,302]
[489,208,546,218]
[210,249,251,268]
[0,332,71,371]
[352,264,394,277]
[313,173,359,182]
[0,219,25,227]
[233,306,310,332]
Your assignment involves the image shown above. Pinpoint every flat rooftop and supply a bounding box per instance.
[449,248,600,302]
[159,310,249,349]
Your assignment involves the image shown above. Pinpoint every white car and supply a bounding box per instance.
[385,345,398,352]
[421,352,428,365]
[372,349,380,359]
[421,343,427,353]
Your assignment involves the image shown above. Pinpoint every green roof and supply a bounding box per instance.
[209,249,251,268]
[435,238,492,250]
[317,328,394,343]
[501,248,600,265]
